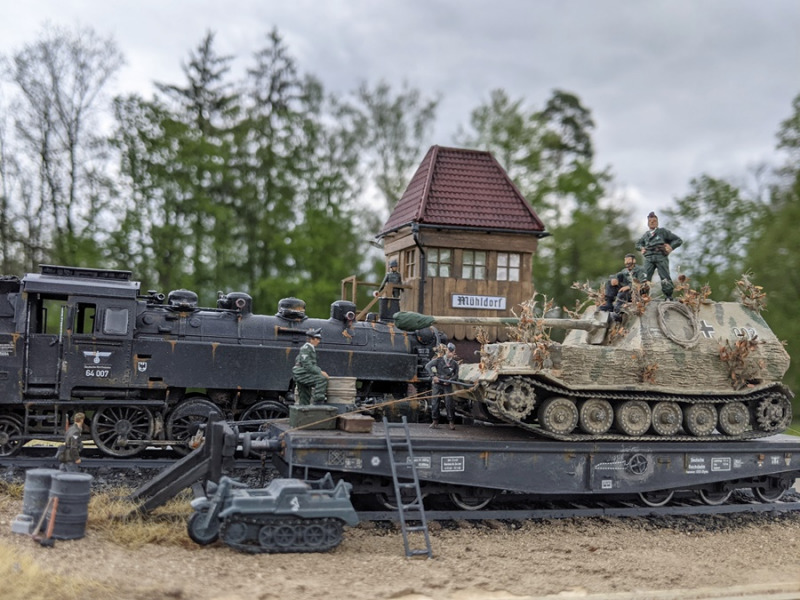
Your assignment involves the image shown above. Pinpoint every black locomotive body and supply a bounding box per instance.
[0,265,442,457]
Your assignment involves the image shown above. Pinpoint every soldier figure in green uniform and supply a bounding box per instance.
[600,253,648,318]
[635,212,683,301]
[292,328,329,405]
[374,259,402,298]
[58,412,85,472]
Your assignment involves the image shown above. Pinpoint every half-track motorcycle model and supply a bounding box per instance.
[187,474,359,553]
[0,265,443,457]
[438,300,793,441]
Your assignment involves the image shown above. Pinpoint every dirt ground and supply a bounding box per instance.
[2,495,800,600]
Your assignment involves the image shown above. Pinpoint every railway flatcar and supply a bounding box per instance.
[0,265,443,457]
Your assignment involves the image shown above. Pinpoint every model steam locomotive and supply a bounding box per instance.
[0,265,443,457]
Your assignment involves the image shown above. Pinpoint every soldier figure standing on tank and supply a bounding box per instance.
[58,412,85,472]
[636,212,682,301]
[425,343,459,430]
[292,328,329,405]
[374,259,403,298]
[600,253,648,319]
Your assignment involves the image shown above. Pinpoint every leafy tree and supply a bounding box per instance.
[458,89,633,310]
[1,23,123,269]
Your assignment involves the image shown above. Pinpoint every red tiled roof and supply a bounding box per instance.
[379,145,547,236]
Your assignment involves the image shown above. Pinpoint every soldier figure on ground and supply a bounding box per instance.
[635,212,683,301]
[292,328,329,405]
[374,259,403,298]
[600,253,648,319]
[425,343,459,430]
[58,412,85,472]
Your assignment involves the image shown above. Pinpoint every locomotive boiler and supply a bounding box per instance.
[0,265,443,457]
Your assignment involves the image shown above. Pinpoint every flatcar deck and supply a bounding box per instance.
[262,420,800,499]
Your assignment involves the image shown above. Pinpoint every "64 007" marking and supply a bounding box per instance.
[85,368,110,378]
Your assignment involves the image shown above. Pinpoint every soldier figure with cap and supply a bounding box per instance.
[374,258,403,298]
[58,412,85,472]
[424,343,459,430]
[292,328,329,405]
[635,212,683,301]
[600,253,648,319]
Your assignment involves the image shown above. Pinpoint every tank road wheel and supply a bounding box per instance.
[167,398,224,455]
[0,415,24,457]
[651,402,682,436]
[539,397,579,435]
[638,489,675,508]
[187,511,220,545]
[753,478,790,503]
[221,520,249,545]
[718,402,751,436]
[698,485,731,506]
[448,489,497,511]
[257,525,276,550]
[303,523,327,548]
[322,520,343,547]
[579,398,614,435]
[614,400,651,437]
[273,523,297,548]
[238,400,289,432]
[91,406,154,457]
[683,404,717,437]
[755,394,793,433]
[494,377,537,420]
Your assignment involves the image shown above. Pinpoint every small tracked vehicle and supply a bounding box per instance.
[453,299,793,442]
[187,474,359,553]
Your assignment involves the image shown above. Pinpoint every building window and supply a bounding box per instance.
[463,250,486,280]
[497,252,521,282]
[403,249,416,279]
[427,248,451,277]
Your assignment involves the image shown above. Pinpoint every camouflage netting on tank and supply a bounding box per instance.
[394,311,435,331]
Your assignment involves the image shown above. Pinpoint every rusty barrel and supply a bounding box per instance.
[48,472,93,539]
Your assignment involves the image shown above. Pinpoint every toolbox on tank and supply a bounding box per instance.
[289,405,338,430]
[337,413,374,433]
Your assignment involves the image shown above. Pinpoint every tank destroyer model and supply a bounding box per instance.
[188,473,359,553]
[422,300,793,441]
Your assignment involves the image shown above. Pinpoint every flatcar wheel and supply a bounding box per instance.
[753,479,789,503]
[683,403,717,437]
[651,402,682,436]
[187,511,220,545]
[698,485,731,506]
[376,490,424,511]
[238,400,289,433]
[91,406,154,457]
[614,400,651,437]
[167,398,224,455]
[303,523,326,548]
[0,415,24,457]
[718,402,750,436]
[448,490,496,511]
[639,489,675,508]
[539,397,578,435]
[579,398,613,435]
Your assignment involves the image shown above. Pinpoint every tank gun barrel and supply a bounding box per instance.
[426,315,609,331]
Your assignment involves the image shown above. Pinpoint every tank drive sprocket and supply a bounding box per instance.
[486,376,537,421]
[755,393,793,432]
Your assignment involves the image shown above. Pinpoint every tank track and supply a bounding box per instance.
[219,515,344,553]
[481,377,793,443]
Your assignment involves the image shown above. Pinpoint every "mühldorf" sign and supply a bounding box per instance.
[451,294,507,310]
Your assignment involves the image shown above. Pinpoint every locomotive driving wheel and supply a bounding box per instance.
[238,400,289,432]
[491,377,537,421]
[0,415,24,457]
[167,397,224,455]
[91,406,154,457]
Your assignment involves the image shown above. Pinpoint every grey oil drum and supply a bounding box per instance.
[48,472,93,539]
[327,376,357,413]
[22,468,60,526]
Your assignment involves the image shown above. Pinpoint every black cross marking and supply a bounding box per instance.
[699,320,715,338]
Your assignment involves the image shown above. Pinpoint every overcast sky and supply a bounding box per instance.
[2,0,798,228]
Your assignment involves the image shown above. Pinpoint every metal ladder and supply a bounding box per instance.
[382,416,432,558]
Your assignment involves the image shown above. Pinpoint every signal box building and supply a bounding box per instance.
[376,145,549,356]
